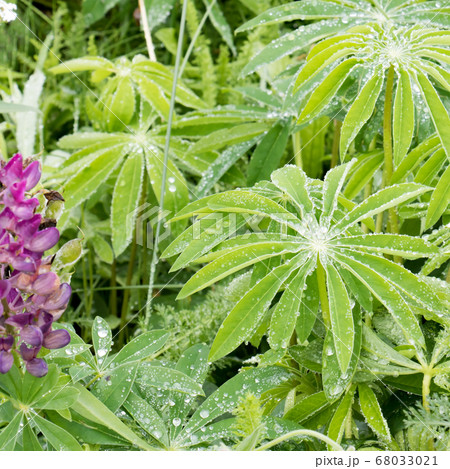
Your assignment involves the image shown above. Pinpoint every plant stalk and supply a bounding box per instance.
[376,65,399,235]
[330,120,342,168]
[138,0,157,61]
[145,0,189,328]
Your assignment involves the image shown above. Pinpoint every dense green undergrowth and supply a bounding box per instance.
[0,0,449,452]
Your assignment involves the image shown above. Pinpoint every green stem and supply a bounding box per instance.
[179,0,217,78]
[145,0,189,329]
[422,370,432,412]
[119,234,138,348]
[376,65,397,234]
[330,120,342,168]
[256,429,343,452]
[109,260,117,318]
[316,257,330,328]
[138,0,157,61]
[292,129,302,168]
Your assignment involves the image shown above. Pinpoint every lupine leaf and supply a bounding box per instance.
[209,252,310,361]
[326,263,354,373]
[358,384,391,441]
[340,69,384,159]
[111,152,144,256]
[393,70,414,165]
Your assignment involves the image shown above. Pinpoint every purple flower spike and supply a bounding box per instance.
[43,329,70,349]
[0,350,13,374]
[26,358,48,377]
[0,153,72,377]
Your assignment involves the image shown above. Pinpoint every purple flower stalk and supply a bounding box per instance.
[0,154,71,377]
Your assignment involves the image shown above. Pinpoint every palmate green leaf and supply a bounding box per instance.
[145,148,189,227]
[202,0,235,54]
[333,234,439,259]
[0,412,22,450]
[271,165,314,215]
[136,365,204,397]
[425,164,450,229]
[168,345,210,441]
[322,305,362,401]
[104,76,135,131]
[176,366,291,446]
[391,135,441,184]
[236,1,356,32]
[123,391,169,448]
[110,330,169,366]
[33,386,80,411]
[343,151,383,199]
[393,70,414,165]
[268,258,315,350]
[209,252,311,361]
[134,73,170,120]
[298,58,360,125]
[326,263,354,373]
[327,385,356,446]
[92,363,138,413]
[247,120,291,186]
[196,138,259,197]
[294,35,362,93]
[339,69,384,158]
[284,391,331,424]
[92,316,112,370]
[350,251,443,313]
[72,384,155,450]
[331,183,431,234]
[111,151,144,256]
[321,160,354,228]
[240,18,359,76]
[414,148,446,186]
[358,384,391,442]
[63,144,126,210]
[50,56,113,74]
[22,418,43,451]
[33,413,83,451]
[334,251,425,350]
[361,325,421,371]
[163,213,245,264]
[415,72,450,160]
[189,122,270,155]
[178,241,304,299]
[296,271,320,343]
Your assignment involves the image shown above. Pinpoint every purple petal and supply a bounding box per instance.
[0,208,16,231]
[5,312,33,328]
[13,199,40,220]
[0,335,14,351]
[16,214,41,239]
[32,272,59,295]
[43,329,70,349]
[0,350,14,374]
[23,161,41,191]
[0,154,23,187]
[20,325,43,347]
[8,181,26,202]
[37,311,53,334]
[43,283,71,311]
[26,358,48,377]
[0,280,10,298]
[19,343,40,361]
[27,227,60,252]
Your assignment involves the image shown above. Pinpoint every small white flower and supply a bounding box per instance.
[0,1,17,23]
